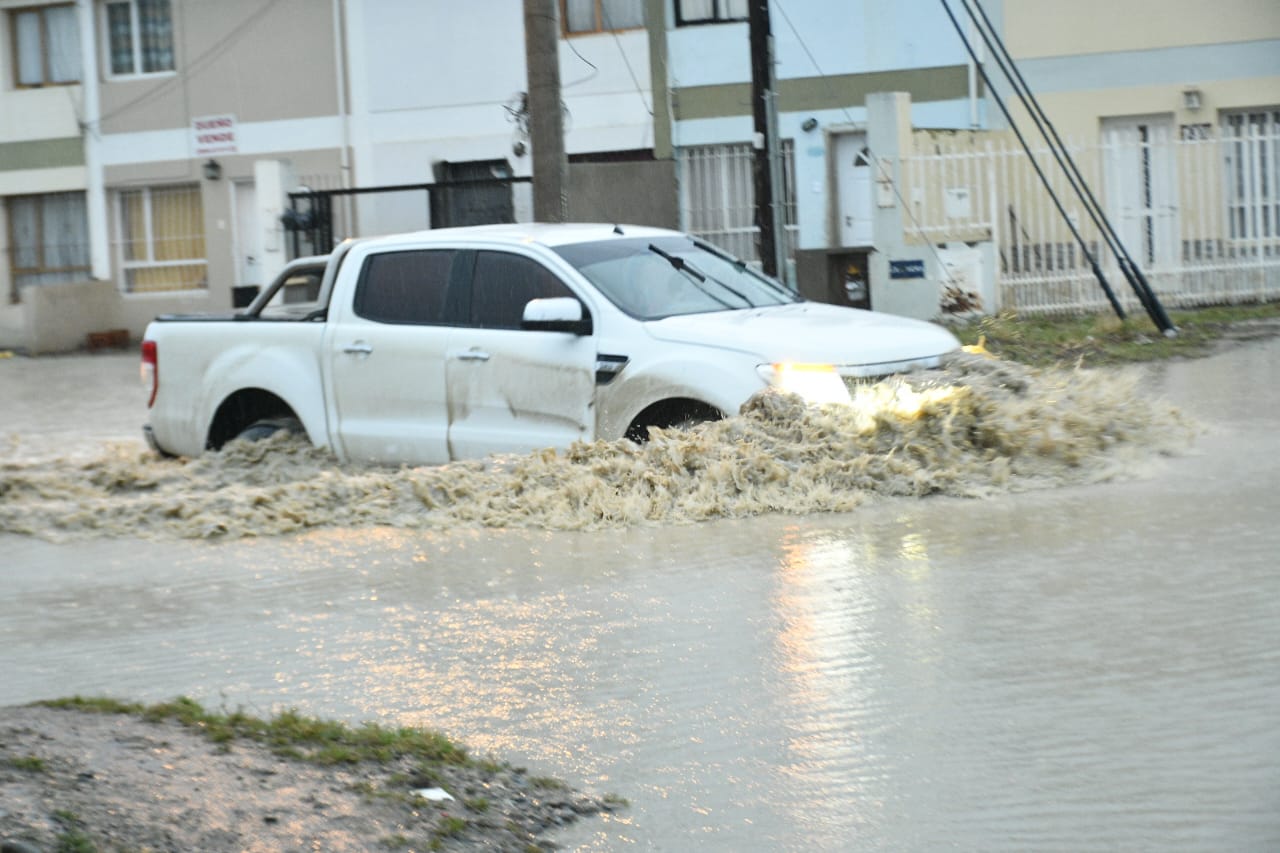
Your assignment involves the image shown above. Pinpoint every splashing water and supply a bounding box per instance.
[0,355,1194,541]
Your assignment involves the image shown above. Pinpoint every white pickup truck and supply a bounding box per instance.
[141,223,959,464]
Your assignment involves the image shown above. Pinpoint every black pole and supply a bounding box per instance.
[961,0,1176,335]
[938,0,1126,319]
[748,0,779,278]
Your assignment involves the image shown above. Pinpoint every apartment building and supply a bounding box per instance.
[2,1,1277,350]
[1,0,348,351]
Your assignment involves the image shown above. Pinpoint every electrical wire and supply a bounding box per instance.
[600,5,653,115]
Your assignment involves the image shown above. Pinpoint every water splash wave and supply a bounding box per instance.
[0,355,1193,540]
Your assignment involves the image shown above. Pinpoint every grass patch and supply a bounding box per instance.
[947,301,1280,368]
[434,815,469,839]
[51,810,95,853]
[528,775,570,792]
[6,754,46,772]
[35,696,468,767]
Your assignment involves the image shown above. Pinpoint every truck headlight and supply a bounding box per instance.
[757,362,851,405]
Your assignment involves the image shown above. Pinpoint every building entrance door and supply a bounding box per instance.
[835,132,873,248]
[232,180,262,288]
[1102,115,1178,269]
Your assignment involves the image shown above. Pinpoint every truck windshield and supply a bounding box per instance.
[553,236,800,320]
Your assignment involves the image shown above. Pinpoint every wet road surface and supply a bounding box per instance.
[2,342,1278,850]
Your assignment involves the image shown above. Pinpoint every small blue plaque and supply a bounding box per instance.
[889,259,926,279]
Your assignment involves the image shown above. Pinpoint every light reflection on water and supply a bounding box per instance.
[2,340,1279,850]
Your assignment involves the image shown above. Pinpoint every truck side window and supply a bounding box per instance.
[470,251,579,330]
[354,249,455,325]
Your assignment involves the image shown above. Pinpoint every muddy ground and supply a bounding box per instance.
[0,704,613,852]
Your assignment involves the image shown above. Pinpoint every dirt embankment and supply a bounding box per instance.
[0,704,613,852]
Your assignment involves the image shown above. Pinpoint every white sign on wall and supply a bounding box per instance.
[192,114,238,156]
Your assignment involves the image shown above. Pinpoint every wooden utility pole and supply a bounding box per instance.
[748,0,784,279]
[524,0,567,221]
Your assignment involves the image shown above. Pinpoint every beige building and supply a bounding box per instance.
[1,0,345,352]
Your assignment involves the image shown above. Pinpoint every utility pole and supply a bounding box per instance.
[524,0,567,221]
[748,0,785,280]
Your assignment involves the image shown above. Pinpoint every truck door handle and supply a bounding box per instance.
[453,350,490,362]
[342,342,373,355]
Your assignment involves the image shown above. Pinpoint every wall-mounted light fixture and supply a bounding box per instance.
[202,158,222,180]
[801,117,819,132]
[1182,86,1202,112]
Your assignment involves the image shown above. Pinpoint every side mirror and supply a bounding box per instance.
[521,297,592,335]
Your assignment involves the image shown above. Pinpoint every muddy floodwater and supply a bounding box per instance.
[2,342,1279,850]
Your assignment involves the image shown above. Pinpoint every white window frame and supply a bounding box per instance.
[114,184,208,294]
[1220,107,1280,244]
[101,0,176,79]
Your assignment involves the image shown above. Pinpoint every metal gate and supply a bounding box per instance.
[285,174,531,258]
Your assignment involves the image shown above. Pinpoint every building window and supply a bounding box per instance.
[6,192,90,302]
[105,0,174,76]
[676,0,748,25]
[1221,109,1279,241]
[562,0,643,34]
[116,185,206,293]
[10,4,81,86]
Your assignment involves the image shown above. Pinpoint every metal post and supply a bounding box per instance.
[749,0,781,278]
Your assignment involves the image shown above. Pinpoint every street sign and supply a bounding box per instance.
[889,259,925,279]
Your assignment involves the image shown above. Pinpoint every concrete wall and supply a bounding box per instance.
[996,1,1280,138]
[1005,0,1279,58]
[567,160,677,228]
[97,0,340,136]
[21,278,122,355]
[346,0,656,190]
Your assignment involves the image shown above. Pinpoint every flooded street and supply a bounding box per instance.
[2,342,1278,850]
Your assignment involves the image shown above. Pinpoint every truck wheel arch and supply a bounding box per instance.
[207,388,305,450]
[624,397,723,443]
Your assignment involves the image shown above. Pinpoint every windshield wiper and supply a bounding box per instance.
[648,243,735,309]
[648,243,704,281]
[648,243,754,308]
[692,237,798,300]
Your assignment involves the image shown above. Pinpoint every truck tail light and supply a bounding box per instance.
[141,339,158,408]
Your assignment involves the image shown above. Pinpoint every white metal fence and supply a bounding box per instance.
[677,141,798,273]
[903,119,1280,315]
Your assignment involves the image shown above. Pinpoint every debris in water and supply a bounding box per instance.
[0,355,1194,541]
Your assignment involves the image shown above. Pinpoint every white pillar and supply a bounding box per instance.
[867,91,938,320]
[254,160,297,287]
[77,0,110,281]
